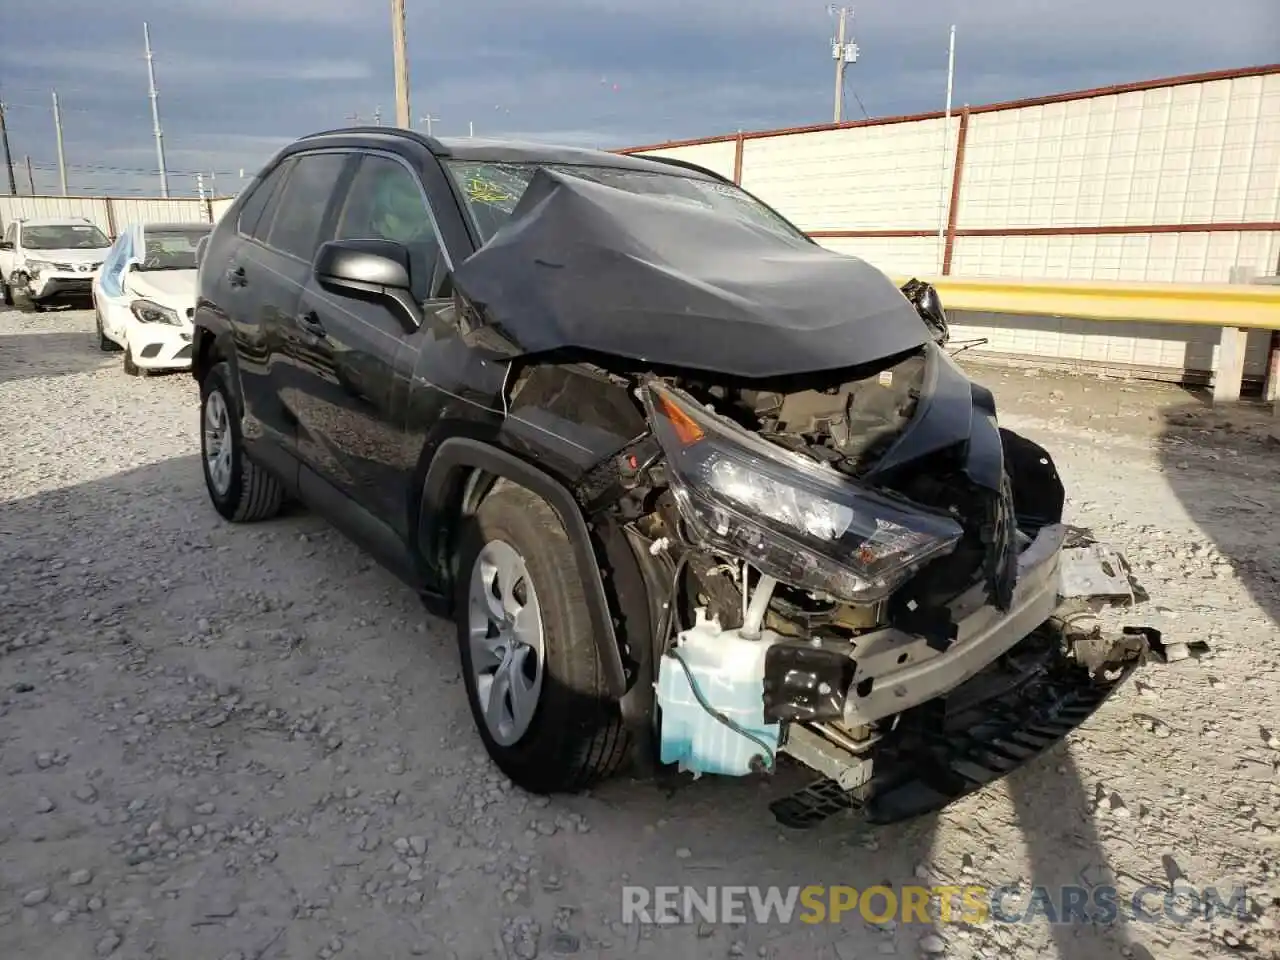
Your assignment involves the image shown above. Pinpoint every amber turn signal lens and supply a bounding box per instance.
[657,393,704,447]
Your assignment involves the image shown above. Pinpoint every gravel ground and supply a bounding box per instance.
[1,305,1277,960]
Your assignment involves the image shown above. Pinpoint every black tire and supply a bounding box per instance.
[1,275,12,306]
[95,305,121,352]
[199,360,284,523]
[454,481,629,793]
[122,344,143,375]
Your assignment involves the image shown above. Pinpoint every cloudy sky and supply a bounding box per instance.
[1,0,1276,197]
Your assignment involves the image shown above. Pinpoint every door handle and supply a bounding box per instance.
[297,310,326,338]
[226,265,246,287]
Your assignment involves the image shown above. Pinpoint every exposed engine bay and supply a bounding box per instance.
[559,280,1151,826]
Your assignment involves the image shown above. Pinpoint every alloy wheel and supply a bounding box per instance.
[203,389,233,497]
[466,540,546,746]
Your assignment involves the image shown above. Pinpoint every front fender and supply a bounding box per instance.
[420,437,630,699]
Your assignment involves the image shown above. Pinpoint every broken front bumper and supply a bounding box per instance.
[840,522,1066,727]
[30,272,94,301]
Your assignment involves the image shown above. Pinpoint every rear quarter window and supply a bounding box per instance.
[237,160,293,240]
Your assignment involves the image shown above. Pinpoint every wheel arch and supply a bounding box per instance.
[420,437,631,699]
[192,324,243,413]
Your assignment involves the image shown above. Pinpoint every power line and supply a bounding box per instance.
[842,71,870,120]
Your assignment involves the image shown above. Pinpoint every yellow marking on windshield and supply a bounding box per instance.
[465,177,515,205]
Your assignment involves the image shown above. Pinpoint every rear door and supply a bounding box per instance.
[289,150,454,533]
[230,151,353,461]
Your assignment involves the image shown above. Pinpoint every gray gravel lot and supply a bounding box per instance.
[1,305,1278,960]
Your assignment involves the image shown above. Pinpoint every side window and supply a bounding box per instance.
[3,222,15,245]
[237,160,292,240]
[266,153,348,261]
[333,154,442,298]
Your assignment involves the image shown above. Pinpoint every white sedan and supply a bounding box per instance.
[92,221,211,375]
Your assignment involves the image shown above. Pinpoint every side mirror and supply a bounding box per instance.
[313,239,421,330]
[899,278,949,345]
[194,235,210,267]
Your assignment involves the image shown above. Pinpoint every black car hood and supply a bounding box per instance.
[450,168,933,378]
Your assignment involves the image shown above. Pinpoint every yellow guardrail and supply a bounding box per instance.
[891,276,1280,331]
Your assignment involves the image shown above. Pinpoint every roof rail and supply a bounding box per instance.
[295,125,449,155]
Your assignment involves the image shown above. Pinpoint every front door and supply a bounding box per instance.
[288,151,453,534]
[232,151,353,461]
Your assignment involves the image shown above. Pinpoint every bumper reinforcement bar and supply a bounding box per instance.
[769,619,1150,829]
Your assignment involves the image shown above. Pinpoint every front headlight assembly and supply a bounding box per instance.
[130,299,181,326]
[25,260,54,276]
[641,380,964,605]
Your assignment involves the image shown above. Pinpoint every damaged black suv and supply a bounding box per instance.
[192,128,1150,827]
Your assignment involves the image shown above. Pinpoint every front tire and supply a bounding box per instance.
[1,275,12,306]
[454,481,629,794]
[95,305,121,352]
[199,360,284,523]
[122,344,144,375]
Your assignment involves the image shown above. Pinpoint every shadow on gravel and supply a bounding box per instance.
[1156,397,1280,629]
[0,331,112,384]
[0,452,1143,959]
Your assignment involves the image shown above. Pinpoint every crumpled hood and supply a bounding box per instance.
[451,168,933,378]
[127,269,198,312]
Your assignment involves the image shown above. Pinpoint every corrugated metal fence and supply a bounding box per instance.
[623,64,1280,384]
[0,195,235,236]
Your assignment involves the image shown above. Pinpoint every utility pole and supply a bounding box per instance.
[390,0,411,127]
[828,6,859,123]
[52,90,68,196]
[0,101,17,195]
[25,155,35,195]
[143,21,170,197]
[469,120,474,138]
[373,105,382,126]
[937,24,956,270]
[418,114,439,136]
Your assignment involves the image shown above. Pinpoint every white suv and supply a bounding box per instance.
[0,217,113,311]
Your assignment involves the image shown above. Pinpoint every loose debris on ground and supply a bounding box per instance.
[1,307,1278,959]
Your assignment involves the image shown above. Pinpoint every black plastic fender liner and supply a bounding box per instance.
[420,437,630,698]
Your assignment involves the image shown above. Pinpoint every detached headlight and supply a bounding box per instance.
[26,259,54,276]
[641,381,964,604]
[130,299,181,326]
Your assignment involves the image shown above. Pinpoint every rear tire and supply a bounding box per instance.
[1,275,12,306]
[199,360,284,523]
[454,480,629,794]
